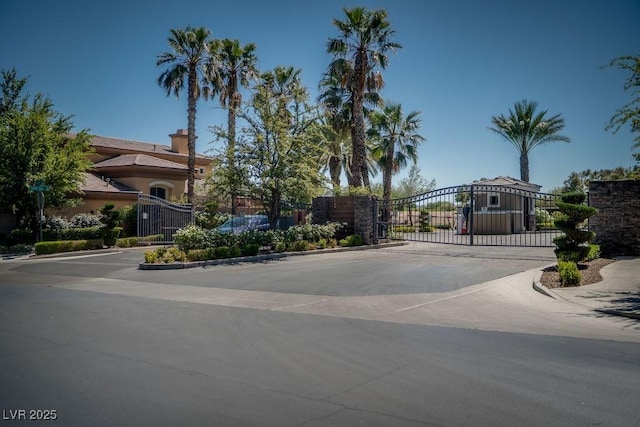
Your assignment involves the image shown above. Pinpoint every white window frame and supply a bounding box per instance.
[487,192,500,208]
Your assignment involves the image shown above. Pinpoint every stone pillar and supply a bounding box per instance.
[589,180,640,256]
[353,195,376,245]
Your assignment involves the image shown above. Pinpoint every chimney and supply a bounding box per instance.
[170,129,190,154]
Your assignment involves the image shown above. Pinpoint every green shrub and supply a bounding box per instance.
[585,243,601,261]
[186,248,216,262]
[391,225,416,233]
[159,246,186,263]
[6,243,33,254]
[174,225,208,252]
[419,225,435,232]
[102,227,122,248]
[289,240,310,252]
[69,213,102,228]
[116,237,138,248]
[144,250,159,263]
[228,246,242,258]
[274,241,287,252]
[118,204,138,238]
[8,228,35,245]
[339,234,363,247]
[214,246,230,259]
[316,238,327,249]
[241,243,260,257]
[138,234,164,244]
[558,260,581,286]
[34,239,104,255]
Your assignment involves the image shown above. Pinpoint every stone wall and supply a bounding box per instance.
[589,180,640,256]
[312,195,377,244]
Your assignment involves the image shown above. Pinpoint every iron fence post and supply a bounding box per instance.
[469,185,474,246]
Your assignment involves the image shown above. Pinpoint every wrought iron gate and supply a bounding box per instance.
[137,194,194,244]
[378,185,562,247]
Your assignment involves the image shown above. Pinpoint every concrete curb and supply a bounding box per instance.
[139,241,409,270]
[532,264,640,321]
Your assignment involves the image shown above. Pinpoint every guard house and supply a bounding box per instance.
[469,176,541,234]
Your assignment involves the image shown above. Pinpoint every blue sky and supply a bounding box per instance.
[1,0,638,192]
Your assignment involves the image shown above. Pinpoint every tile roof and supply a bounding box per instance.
[93,154,187,170]
[80,172,139,194]
[89,134,210,160]
[472,176,541,191]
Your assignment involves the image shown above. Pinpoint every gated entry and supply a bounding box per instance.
[137,194,194,244]
[379,185,562,246]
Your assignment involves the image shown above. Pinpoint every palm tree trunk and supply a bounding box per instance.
[186,68,197,204]
[382,144,394,223]
[329,156,341,191]
[228,91,238,214]
[520,152,530,182]
[350,52,367,188]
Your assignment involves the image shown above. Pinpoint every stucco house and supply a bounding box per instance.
[59,129,213,216]
[468,176,541,234]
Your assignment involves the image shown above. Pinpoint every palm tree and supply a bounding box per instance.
[327,7,401,188]
[157,26,214,204]
[210,39,259,214]
[489,100,570,182]
[313,114,351,191]
[369,103,425,222]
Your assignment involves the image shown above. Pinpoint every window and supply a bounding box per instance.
[150,187,167,200]
[487,192,500,208]
[199,167,205,174]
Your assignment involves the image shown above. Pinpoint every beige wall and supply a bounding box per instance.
[53,194,138,218]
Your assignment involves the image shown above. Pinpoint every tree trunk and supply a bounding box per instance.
[349,51,367,187]
[329,155,341,191]
[520,152,530,182]
[186,68,197,204]
[228,90,239,215]
[382,143,394,223]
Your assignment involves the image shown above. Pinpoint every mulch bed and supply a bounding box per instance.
[539,258,616,289]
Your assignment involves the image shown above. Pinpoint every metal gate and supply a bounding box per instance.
[137,194,194,244]
[378,185,562,247]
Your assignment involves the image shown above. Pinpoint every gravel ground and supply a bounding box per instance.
[539,258,616,288]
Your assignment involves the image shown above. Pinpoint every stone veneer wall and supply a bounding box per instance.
[312,195,377,244]
[589,180,640,256]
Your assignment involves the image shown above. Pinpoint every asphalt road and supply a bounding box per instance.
[1,244,639,426]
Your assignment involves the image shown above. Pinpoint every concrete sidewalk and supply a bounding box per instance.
[535,256,640,320]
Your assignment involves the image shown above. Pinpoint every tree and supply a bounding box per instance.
[311,113,351,192]
[326,7,401,188]
[210,38,259,214]
[368,103,424,222]
[489,100,570,182]
[0,69,92,230]
[238,67,324,228]
[157,26,214,204]
[395,165,436,199]
[605,55,640,161]
[553,166,640,194]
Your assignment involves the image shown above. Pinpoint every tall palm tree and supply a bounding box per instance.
[210,39,259,214]
[157,26,214,204]
[369,103,425,222]
[314,114,351,191]
[489,100,570,182]
[327,7,401,188]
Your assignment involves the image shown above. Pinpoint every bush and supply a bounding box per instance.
[391,225,416,233]
[144,246,186,263]
[102,227,122,248]
[53,227,103,241]
[69,213,102,228]
[186,248,216,262]
[585,243,601,261]
[118,204,138,238]
[214,246,230,259]
[558,260,581,286]
[339,234,363,247]
[274,241,287,252]
[34,239,104,255]
[228,246,242,258]
[174,225,208,252]
[419,224,435,232]
[116,237,138,248]
[241,243,260,257]
[289,240,311,252]
[8,228,35,246]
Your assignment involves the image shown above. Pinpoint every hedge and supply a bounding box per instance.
[34,239,104,255]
